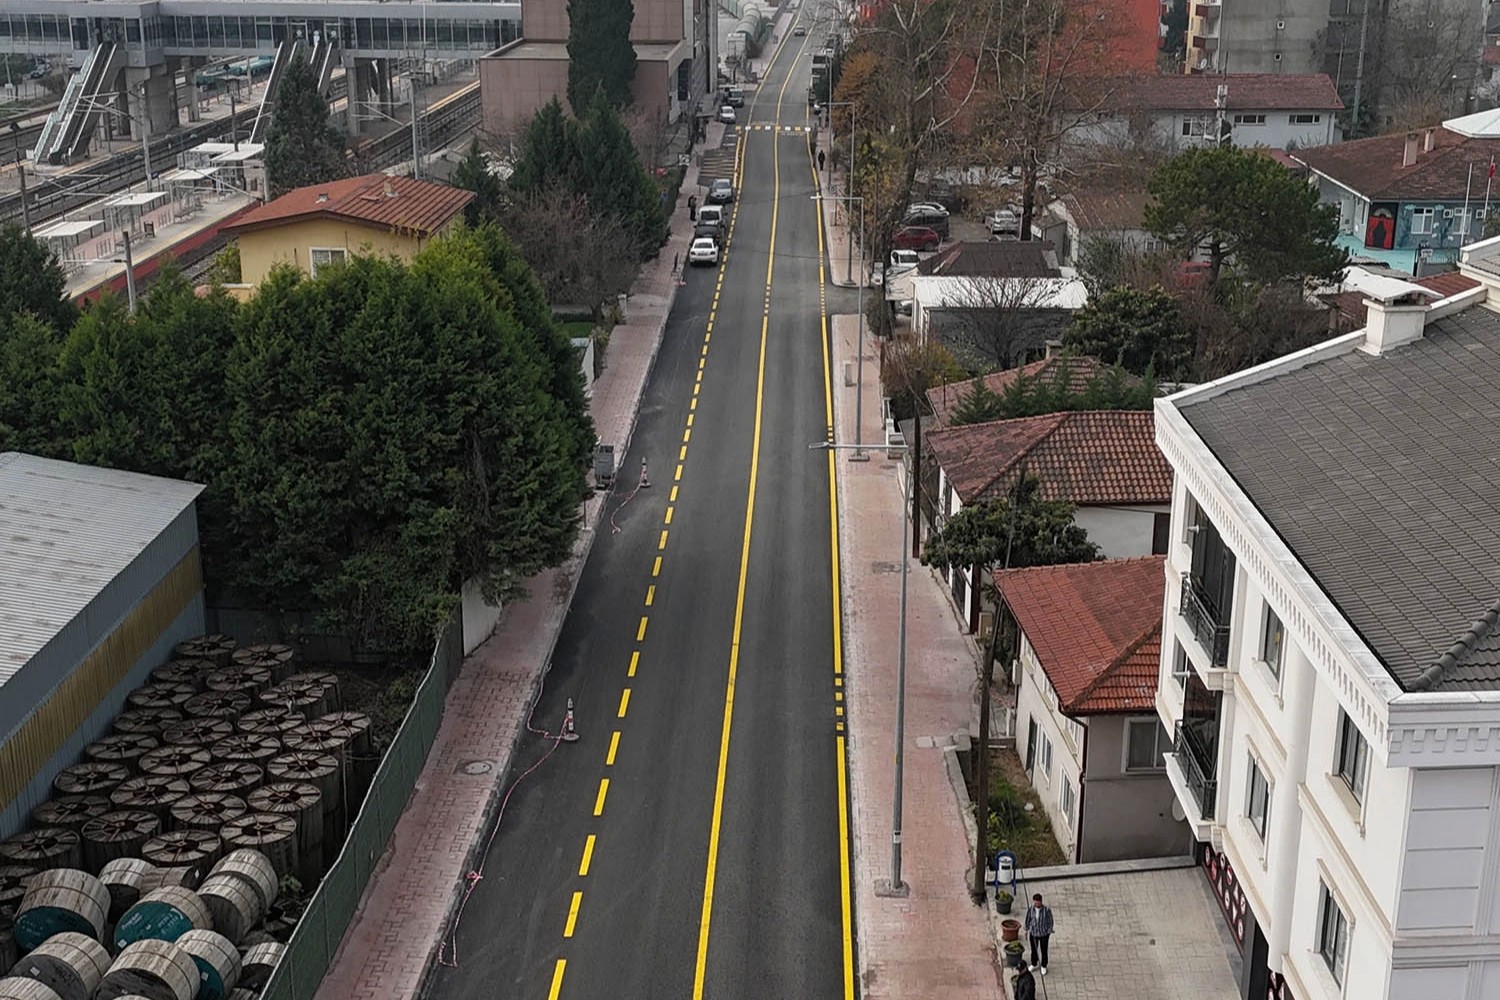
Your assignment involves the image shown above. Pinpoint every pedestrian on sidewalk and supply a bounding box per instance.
[1024,893,1054,975]
[1013,966,1037,1000]
[688,193,698,220]
[817,149,826,172]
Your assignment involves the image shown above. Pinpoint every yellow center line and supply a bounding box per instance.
[629,650,641,675]
[670,486,679,502]
[607,730,621,765]
[659,530,669,550]
[675,464,685,481]
[651,558,662,578]
[683,428,692,444]
[690,397,698,411]
[547,960,566,1000]
[679,445,688,462]
[563,891,582,938]
[579,835,595,876]
[636,617,648,642]
[646,584,656,606]
[617,688,631,718]
[665,506,674,525]
[593,778,609,816]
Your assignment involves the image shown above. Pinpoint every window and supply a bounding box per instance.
[1151,512,1170,555]
[1233,113,1266,125]
[1182,116,1214,138]
[1290,113,1322,125]
[1411,207,1435,235]
[1125,719,1169,771]
[309,247,347,277]
[1172,643,1192,690]
[1246,755,1270,839]
[1038,733,1053,782]
[1335,710,1369,803]
[1059,775,1076,828]
[1260,605,1286,680]
[1317,881,1350,984]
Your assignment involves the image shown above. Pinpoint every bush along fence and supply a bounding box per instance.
[257,610,464,1000]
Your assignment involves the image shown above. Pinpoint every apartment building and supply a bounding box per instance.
[1152,249,1500,1000]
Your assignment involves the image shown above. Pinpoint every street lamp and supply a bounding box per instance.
[822,100,858,284]
[811,440,911,896]
[812,193,868,460]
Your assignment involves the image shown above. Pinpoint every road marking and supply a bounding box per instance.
[629,650,641,676]
[683,428,692,444]
[665,506,674,525]
[690,397,698,411]
[687,413,695,428]
[636,617,648,642]
[679,445,688,462]
[670,486,679,502]
[563,891,582,938]
[659,530,669,550]
[617,688,631,718]
[593,778,609,816]
[675,464,684,481]
[652,557,662,577]
[607,730,620,765]
[548,960,566,1000]
[646,584,656,606]
[579,835,595,876]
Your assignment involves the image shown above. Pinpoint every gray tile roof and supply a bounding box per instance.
[1179,307,1500,691]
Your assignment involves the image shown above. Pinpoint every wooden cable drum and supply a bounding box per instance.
[148,661,208,690]
[235,709,305,739]
[245,784,321,887]
[230,644,296,682]
[52,763,128,799]
[134,867,201,898]
[283,672,342,713]
[209,736,280,769]
[124,685,196,713]
[112,710,184,740]
[175,930,241,1000]
[0,867,34,912]
[0,831,81,874]
[10,930,111,1000]
[109,777,191,820]
[80,812,160,874]
[112,888,210,951]
[13,870,108,950]
[84,735,160,774]
[280,725,347,766]
[168,794,247,835]
[160,719,232,749]
[96,938,199,1000]
[139,831,220,872]
[193,877,259,947]
[136,746,211,783]
[314,712,372,757]
[185,764,262,799]
[0,978,64,1000]
[235,930,276,951]
[29,797,110,834]
[253,682,322,718]
[218,815,296,881]
[207,851,277,914]
[99,860,155,924]
[182,692,251,723]
[235,942,284,992]
[202,667,271,698]
[170,636,237,669]
[0,912,16,977]
[264,752,340,809]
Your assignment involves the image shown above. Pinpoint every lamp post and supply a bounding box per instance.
[812,440,911,896]
[813,193,867,460]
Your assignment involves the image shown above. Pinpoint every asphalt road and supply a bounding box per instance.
[428,13,856,1000]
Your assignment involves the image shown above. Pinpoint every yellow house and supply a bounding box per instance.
[222,173,475,295]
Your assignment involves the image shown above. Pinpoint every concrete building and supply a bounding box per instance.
[0,453,205,838]
[1002,556,1189,864]
[1184,0,1327,76]
[1152,246,1500,1000]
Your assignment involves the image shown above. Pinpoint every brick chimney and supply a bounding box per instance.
[1403,132,1420,168]
[1423,127,1437,153]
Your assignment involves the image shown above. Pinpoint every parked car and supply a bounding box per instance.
[902,207,949,240]
[985,208,1020,237]
[893,226,942,252]
[723,87,745,108]
[698,204,726,229]
[707,178,735,204]
[793,24,806,35]
[694,221,723,244]
[906,202,949,219]
[689,237,721,266]
[889,249,920,270]
[717,105,737,124]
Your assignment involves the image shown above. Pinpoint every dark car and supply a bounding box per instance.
[694,221,724,245]
[893,226,942,252]
[707,178,735,204]
[793,24,806,35]
[723,87,745,108]
[902,207,950,240]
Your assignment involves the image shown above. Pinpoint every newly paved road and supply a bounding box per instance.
[429,13,856,1000]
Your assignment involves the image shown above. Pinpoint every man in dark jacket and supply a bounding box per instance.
[1023,893,1054,974]
[1014,965,1037,1000]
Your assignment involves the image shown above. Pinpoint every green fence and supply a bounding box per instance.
[259,611,464,1000]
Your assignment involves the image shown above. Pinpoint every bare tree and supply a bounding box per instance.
[499,187,639,320]
[621,103,676,172]
[930,274,1071,370]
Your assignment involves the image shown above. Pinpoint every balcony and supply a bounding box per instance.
[1180,572,1230,666]
[1194,2,1220,19]
[1174,720,1218,821]
[1190,33,1218,50]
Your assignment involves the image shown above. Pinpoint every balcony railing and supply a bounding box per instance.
[1174,720,1218,820]
[1180,572,1230,666]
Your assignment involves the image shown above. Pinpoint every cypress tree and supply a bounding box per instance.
[566,0,638,110]
[265,54,348,197]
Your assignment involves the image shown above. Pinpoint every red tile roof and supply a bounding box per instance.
[925,355,1125,427]
[925,410,1172,505]
[225,174,474,237]
[1094,73,1343,113]
[997,556,1166,714]
[1416,270,1483,297]
[1294,128,1500,201]
[1317,271,1482,328]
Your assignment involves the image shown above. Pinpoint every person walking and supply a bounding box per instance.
[817,149,826,173]
[1013,965,1037,1000]
[1024,892,1054,975]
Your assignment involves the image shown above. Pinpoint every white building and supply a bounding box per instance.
[1152,248,1500,1000]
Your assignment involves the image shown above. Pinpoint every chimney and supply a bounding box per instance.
[1423,127,1437,153]
[316,192,330,203]
[383,179,397,198]
[1044,339,1064,359]
[1359,294,1429,355]
[1402,132,1419,168]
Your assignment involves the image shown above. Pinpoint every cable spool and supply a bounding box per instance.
[99,860,155,924]
[236,942,284,992]
[52,763,129,798]
[80,812,160,874]
[136,746,211,783]
[0,831,81,874]
[245,783,321,886]
[13,870,109,950]
[134,867,202,899]
[210,736,281,769]
[203,667,271,698]
[112,888,210,951]
[125,685,196,713]
[264,752,340,810]
[186,764,262,799]
[175,929,241,1000]
[0,911,16,974]
[193,877,259,947]
[160,719,233,749]
[219,815,296,881]
[226,990,259,1000]
[11,930,111,1000]
[0,978,64,1000]
[314,713,371,757]
[235,709,305,739]
[254,682,321,719]
[0,866,35,911]
[168,794,248,835]
[112,710,184,740]
[84,735,160,774]
[170,636,237,669]
[281,724,346,766]
[30,797,110,834]
[230,645,296,683]
[283,672,342,713]
[206,851,276,915]
[109,777,191,821]
[139,831,220,871]
[182,692,252,723]
[149,662,208,690]
[96,938,199,1000]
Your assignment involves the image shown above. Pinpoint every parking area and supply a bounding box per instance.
[1002,865,1242,1000]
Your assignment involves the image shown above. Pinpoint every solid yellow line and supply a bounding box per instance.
[646,584,656,606]
[594,778,609,816]
[637,617,648,642]
[579,835,595,876]
[607,730,620,765]
[563,891,582,938]
[548,960,566,1000]
[617,688,631,718]
[629,650,641,676]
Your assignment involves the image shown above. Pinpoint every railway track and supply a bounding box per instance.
[357,83,480,170]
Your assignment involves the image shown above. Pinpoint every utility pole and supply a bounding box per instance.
[1350,0,1371,136]
[13,146,30,233]
[228,89,238,150]
[409,75,422,180]
[1215,81,1230,147]
[121,230,138,314]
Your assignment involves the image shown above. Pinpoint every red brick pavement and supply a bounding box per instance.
[312,136,718,1000]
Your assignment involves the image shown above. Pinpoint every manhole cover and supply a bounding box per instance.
[458,760,494,775]
[870,561,900,574]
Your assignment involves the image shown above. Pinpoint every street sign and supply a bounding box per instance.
[678,153,691,168]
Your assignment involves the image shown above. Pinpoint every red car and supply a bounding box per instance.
[893,226,941,252]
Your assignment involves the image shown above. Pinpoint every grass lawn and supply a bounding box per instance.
[974,747,1068,869]
[559,320,596,339]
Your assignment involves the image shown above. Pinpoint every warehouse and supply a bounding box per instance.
[0,452,205,837]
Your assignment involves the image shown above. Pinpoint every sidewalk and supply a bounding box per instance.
[312,133,715,1000]
[816,149,862,289]
[830,314,1004,1000]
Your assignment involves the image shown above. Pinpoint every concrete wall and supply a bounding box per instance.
[1014,633,1085,863]
[1073,504,1167,560]
[1189,0,1325,74]
[460,577,503,655]
[481,53,574,136]
[237,217,443,285]
[1080,713,1191,862]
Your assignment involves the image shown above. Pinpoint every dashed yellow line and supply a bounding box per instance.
[670,486,679,502]
[607,730,621,765]
[646,584,656,606]
[593,778,609,816]
[629,650,641,676]
[617,688,631,718]
[636,617,648,642]
[579,835,595,876]
[547,960,566,1000]
[563,891,582,938]
[665,506,674,525]
[659,530,669,550]
[651,558,662,578]
[679,445,688,462]
[675,464,685,481]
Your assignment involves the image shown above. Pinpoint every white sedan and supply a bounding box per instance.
[689,237,721,266]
